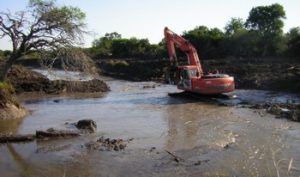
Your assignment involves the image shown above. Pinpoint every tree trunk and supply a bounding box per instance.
[0,55,17,82]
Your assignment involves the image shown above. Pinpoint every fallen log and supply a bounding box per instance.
[0,134,35,143]
[36,129,80,139]
[0,119,97,144]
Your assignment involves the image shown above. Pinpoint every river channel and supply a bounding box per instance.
[0,71,300,177]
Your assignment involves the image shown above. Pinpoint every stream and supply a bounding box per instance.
[0,70,300,177]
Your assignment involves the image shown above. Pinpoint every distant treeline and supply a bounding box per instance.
[87,3,300,60]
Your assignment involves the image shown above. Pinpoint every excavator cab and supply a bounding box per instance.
[176,66,198,91]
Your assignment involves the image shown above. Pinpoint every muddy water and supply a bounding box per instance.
[1,77,300,176]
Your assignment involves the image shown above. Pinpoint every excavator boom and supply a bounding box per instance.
[164,27,203,75]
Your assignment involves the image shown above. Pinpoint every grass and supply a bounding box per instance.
[0,82,14,93]
[107,59,130,68]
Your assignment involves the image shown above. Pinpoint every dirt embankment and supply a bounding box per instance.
[203,57,300,93]
[0,84,27,119]
[96,59,169,81]
[7,65,110,94]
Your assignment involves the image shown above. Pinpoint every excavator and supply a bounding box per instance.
[164,27,235,95]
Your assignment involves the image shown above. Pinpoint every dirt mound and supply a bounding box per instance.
[7,65,110,94]
[7,65,54,93]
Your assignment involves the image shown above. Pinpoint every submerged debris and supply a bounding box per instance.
[85,137,133,151]
[165,150,184,163]
[249,103,300,122]
[142,84,156,89]
[96,137,127,151]
[76,119,97,133]
[194,159,210,166]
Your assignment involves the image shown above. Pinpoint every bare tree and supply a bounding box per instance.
[0,0,86,81]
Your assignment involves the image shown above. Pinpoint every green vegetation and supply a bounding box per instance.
[0,50,11,60]
[89,3,299,61]
[0,81,18,109]
[0,82,14,93]
[88,32,166,59]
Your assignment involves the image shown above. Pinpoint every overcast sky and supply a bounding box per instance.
[0,0,299,50]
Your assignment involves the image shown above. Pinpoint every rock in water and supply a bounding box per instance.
[76,119,97,133]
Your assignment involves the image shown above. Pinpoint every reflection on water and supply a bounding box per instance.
[0,118,24,134]
[6,144,37,177]
[0,79,300,176]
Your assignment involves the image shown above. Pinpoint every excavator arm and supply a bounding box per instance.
[164,27,203,75]
[163,27,235,94]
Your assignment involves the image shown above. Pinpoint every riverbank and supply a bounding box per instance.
[15,57,300,93]
[7,65,110,94]
[96,57,300,93]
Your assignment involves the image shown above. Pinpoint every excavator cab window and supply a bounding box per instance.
[179,69,197,80]
[188,69,197,78]
[182,70,189,79]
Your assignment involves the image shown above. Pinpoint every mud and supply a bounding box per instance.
[0,79,300,176]
[169,91,300,122]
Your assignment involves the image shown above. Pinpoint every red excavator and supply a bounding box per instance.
[164,27,235,95]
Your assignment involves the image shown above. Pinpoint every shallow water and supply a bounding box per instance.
[0,74,300,176]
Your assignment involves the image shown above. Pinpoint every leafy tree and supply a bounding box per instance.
[183,26,225,59]
[0,0,86,81]
[287,27,300,39]
[90,33,165,59]
[0,50,3,60]
[246,3,285,36]
[224,18,245,36]
[90,32,122,58]
[224,30,263,57]
[111,38,151,58]
[245,3,286,56]
[286,27,300,58]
